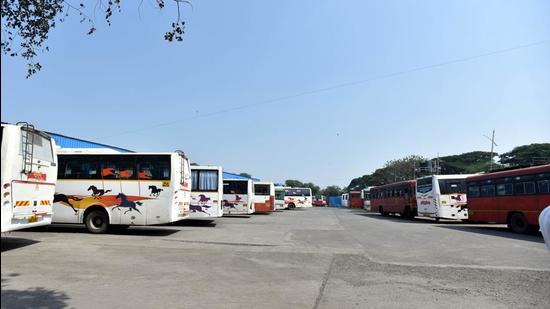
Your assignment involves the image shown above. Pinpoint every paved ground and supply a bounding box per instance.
[2,207,550,309]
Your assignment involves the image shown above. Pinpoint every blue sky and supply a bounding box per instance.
[2,0,550,187]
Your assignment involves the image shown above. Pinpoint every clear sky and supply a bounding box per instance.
[2,0,550,187]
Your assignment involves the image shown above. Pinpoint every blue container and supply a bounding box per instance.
[328,196,342,208]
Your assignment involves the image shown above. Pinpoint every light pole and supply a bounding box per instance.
[483,130,498,171]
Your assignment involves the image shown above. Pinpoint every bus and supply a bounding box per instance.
[1,123,58,233]
[52,151,191,233]
[341,193,349,207]
[222,179,255,215]
[313,195,327,207]
[362,187,372,210]
[370,180,417,218]
[284,188,312,208]
[253,182,275,213]
[274,187,286,210]
[349,190,363,208]
[190,165,223,218]
[416,174,475,221]
[466,165,550,233]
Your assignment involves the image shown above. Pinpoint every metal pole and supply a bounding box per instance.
[489,130,495,171]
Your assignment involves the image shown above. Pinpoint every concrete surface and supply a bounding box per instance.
[2,207,549,309]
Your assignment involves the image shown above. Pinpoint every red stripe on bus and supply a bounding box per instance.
[12,180,56,186]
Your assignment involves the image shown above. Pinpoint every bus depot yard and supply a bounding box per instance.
[2,207,550,309]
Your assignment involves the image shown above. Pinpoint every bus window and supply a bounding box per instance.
[514,182,525,195]
[524,182,536,195]
[61,156,100,179]
[137,155,171,180]
[480,185,495,197]
[417,177,432,193]
[275,190,285,200]
[468,185,480,198]
[193,170,218,191]
[439,180,466,194]
[538,180,550,194]
[223,181,248,194]
[21,130,54,162]
[496,183,513,196]
[101,158,136,180]
[254,184,270,195]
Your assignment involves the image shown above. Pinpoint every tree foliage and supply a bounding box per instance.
[284,179,321,195]
[499,143,550,167]
[1,0,189,77]
[321,185,343,197]
[239,172,252,178]
[348,155,426,190]
[438,151,497,174]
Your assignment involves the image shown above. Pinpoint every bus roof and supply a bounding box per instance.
[371,180,416,190]
[48,132,134,153]
[417,174,477,180]
[222,171,260,181]
[466,164,550,182]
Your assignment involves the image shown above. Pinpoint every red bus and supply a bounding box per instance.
[349,191,363,208]
[370,180,417,218]
[466,164,550,233]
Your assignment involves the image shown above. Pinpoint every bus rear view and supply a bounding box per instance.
[1,123,58,232]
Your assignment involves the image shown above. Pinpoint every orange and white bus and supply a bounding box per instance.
[466,165,550,233]
[190,165,223,218]
[52,151,191,233]
[253,182,275,213]
[1,123,58,232]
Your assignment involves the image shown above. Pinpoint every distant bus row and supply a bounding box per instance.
[1,123,312,234]
[348,167,549,233]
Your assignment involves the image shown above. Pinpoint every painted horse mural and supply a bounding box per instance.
[149,185,163,197]
[222,200,237,208]
[112,193,143,215]
[190,204,212,214]
[87,185,111,199]
[197,194,211,203]
[53,194,82,213]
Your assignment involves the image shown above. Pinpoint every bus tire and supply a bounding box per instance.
[288,203,296,209]
[508,212,529,234]
[379,206,389,216]
[84,208,109,234]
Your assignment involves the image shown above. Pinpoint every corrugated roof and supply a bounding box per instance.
[223,172,260,181]
[47,132,134,153]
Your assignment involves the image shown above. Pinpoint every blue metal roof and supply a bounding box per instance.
[223,172,260,181]
[48,132,134,153]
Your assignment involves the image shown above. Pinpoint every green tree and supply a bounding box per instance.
[438,151,498,174]
[239,172,252,178]
[322,185,343,197]
[285,179,304,188]
[347,155,426,190]
[499,143,550,167]
[1,0,188,77]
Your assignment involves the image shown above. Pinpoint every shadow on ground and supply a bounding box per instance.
[171,219,217,228]
[2,275,70,309]
[355,212,471,225]
[22,225,180,236]
[1,236,39,252]
[437,225,543,243]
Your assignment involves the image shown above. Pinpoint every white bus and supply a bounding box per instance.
[362,187,372,211]
[222,179,255,215]
[274,186,287,210]
[1,123,58,232]
[284,188,312,209]
[341,193,349,207]
[253,182,275,213]
[52,151,191,233]
[416,174,475,221]
[190,165,223,218]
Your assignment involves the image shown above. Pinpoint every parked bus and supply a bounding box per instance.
[341,193,349,207]
[370,180,417,218]
[416,174,475,221]
[223,179,255,215]
[349,190,363,208]
[284,188,312,208]
[52,151,191,233]
[274,187,286,210]
[190,165,223,218]
[362,187,372,210]
[253,182,275,213]
[1,123,58,232]
[466,165,550,233]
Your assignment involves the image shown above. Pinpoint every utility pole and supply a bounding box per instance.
[483,130,498,171]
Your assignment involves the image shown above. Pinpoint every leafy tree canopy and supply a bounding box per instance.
[239,172,252,178]
[321,185,343,197]
[499,143,550,167]
[1,0,188,77]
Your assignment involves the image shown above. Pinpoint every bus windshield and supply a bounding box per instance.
[438,179,467,194]
[224,181,248,194]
